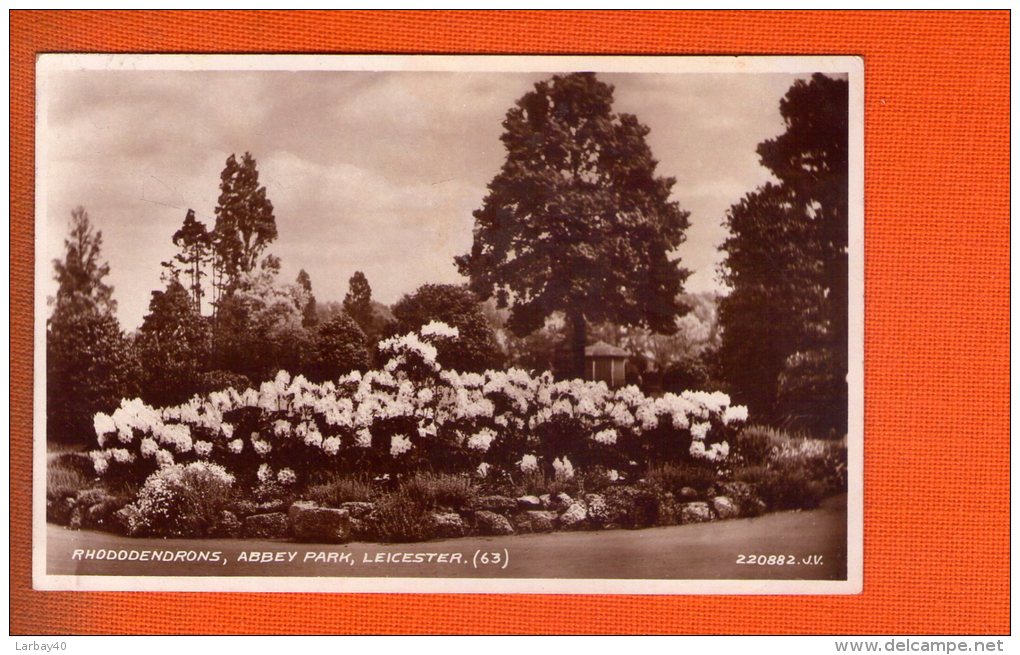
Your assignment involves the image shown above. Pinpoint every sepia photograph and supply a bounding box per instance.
[33,54,863,594]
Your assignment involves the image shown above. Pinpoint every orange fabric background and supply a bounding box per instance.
[10,10,1009,635]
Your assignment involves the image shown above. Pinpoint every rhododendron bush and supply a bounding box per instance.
[89,322,747,487]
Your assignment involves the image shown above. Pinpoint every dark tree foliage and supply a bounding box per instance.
[342,271,373,333]
[135,279,212,407]
[717,74,849,434]
[47,207,137,443]
[52,206,116,314]
[162,209,212,313]
[456,72,691,377]
[212,152,277,295]
[306,313,370,382]
[296,269,318,328]
[391,284,503,374]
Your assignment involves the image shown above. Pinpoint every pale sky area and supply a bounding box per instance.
[42,69,810,330]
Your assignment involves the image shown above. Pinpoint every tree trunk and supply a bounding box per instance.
[570,311,587,380]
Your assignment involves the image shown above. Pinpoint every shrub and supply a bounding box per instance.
[122,462,235,537]
[734,464,825,510]
[306,313,369,382]
[305,474,375,507]
[47,458,92,501]
[370,490,436,543]
[399,472,476,510]
[645,461,719,496]
[196,370,253,395]
[733,425,777,465]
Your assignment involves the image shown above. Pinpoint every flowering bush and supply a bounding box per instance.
[89,322,747,486]
[118,462,235,537]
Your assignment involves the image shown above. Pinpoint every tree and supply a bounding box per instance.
[342,271,373,333]
[211,152,277,300]
[307,313,369,382]
[212,266,311,383]
[47,207,137,443]
[391,284,502,373]
[161,209,212,313]
[296,269,318,328]
[135,279,212,407]
[456,72,691,377]
[717,74,848,433]
[52,206,115,314]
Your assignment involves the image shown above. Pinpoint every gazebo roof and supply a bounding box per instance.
[584,340,629,358]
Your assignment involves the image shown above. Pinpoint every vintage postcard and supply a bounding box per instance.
[33,54,863,594]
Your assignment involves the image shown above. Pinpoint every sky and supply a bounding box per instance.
[42,67,810,330]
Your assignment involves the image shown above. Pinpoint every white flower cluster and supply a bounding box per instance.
[88,322,747,480]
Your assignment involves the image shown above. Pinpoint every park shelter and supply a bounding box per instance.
[584,341,630,387]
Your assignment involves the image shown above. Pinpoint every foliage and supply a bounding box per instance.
[295,269,318,328]
[48,307,139,444]
[645,461,719,496]
[135,279,212,407]
[89,323,748,489]
[120,462,235,538]
[369,490,437,543]
[212,152,277,292]
[47,458,92,501]
[732,425,776,465]
[52,206,116,315]
[456,72,692,377]
[213,267,312,383]
[306,312,370,382]
[717,74,849,433]
[162,209,212,312]
[391,284,502,373]
[304,474,375,507]
[343,271,374,333]
[399,472,476,510]
[195,370,253,395]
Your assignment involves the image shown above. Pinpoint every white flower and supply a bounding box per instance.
[355,428,372,448]
[420,321,459,340]
[690,422,711,441]
[155,449,175,469]
[140,437,158,458]
[253,438,272,456]
[303,426,323,448]
[722,405,749,425]
[519,454,539,473]
[93,413,116,438]
[221,423,235,439]
[277,468,297,486]
[607,469,620,482]
[227,439,244,454]
[194,440,213,457]
[476,462,490,478]
[89,450,110,475]
[322,436,342,456]
[467,428,496,452]
[390,434,413,457]
[257,463,273,483]
[592,428,618,445]
[552,456,574,481]
[111,448,135,464]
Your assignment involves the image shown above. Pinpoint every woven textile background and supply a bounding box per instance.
[10,10,1009,635]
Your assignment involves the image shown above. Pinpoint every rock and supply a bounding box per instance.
[719,482,765,517]
[558,502,588,530]
[538,494,552,508]
[212,510,242,538]
[114,505,144,537]
[47,497,76,526]
[680,502,715,524]
[469,495,518,513]
[656,493,683,526]
[512,510,558,533]
[429,512,466,538]
[473,510,514,536]
[679,486,700,501]
[243,512,290,539]
[517,495,542,510]
[603,486,660,528]
[583,494,609,528]
[288,500,318,523]
[711,496,739,520]
[68,506,83,530]
[339,501,375,518]
[255,500,287,514]
[290,505,352,544]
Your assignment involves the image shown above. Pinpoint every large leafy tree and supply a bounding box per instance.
[162,208,212,313]
[212,152,277,299]
[717,74,848,433]
[391,284,502,374]
[295,269,318,328]
[135,279,212,407]
[47,207,138,443]
[456,72,691,377]
[306,313,369,382]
